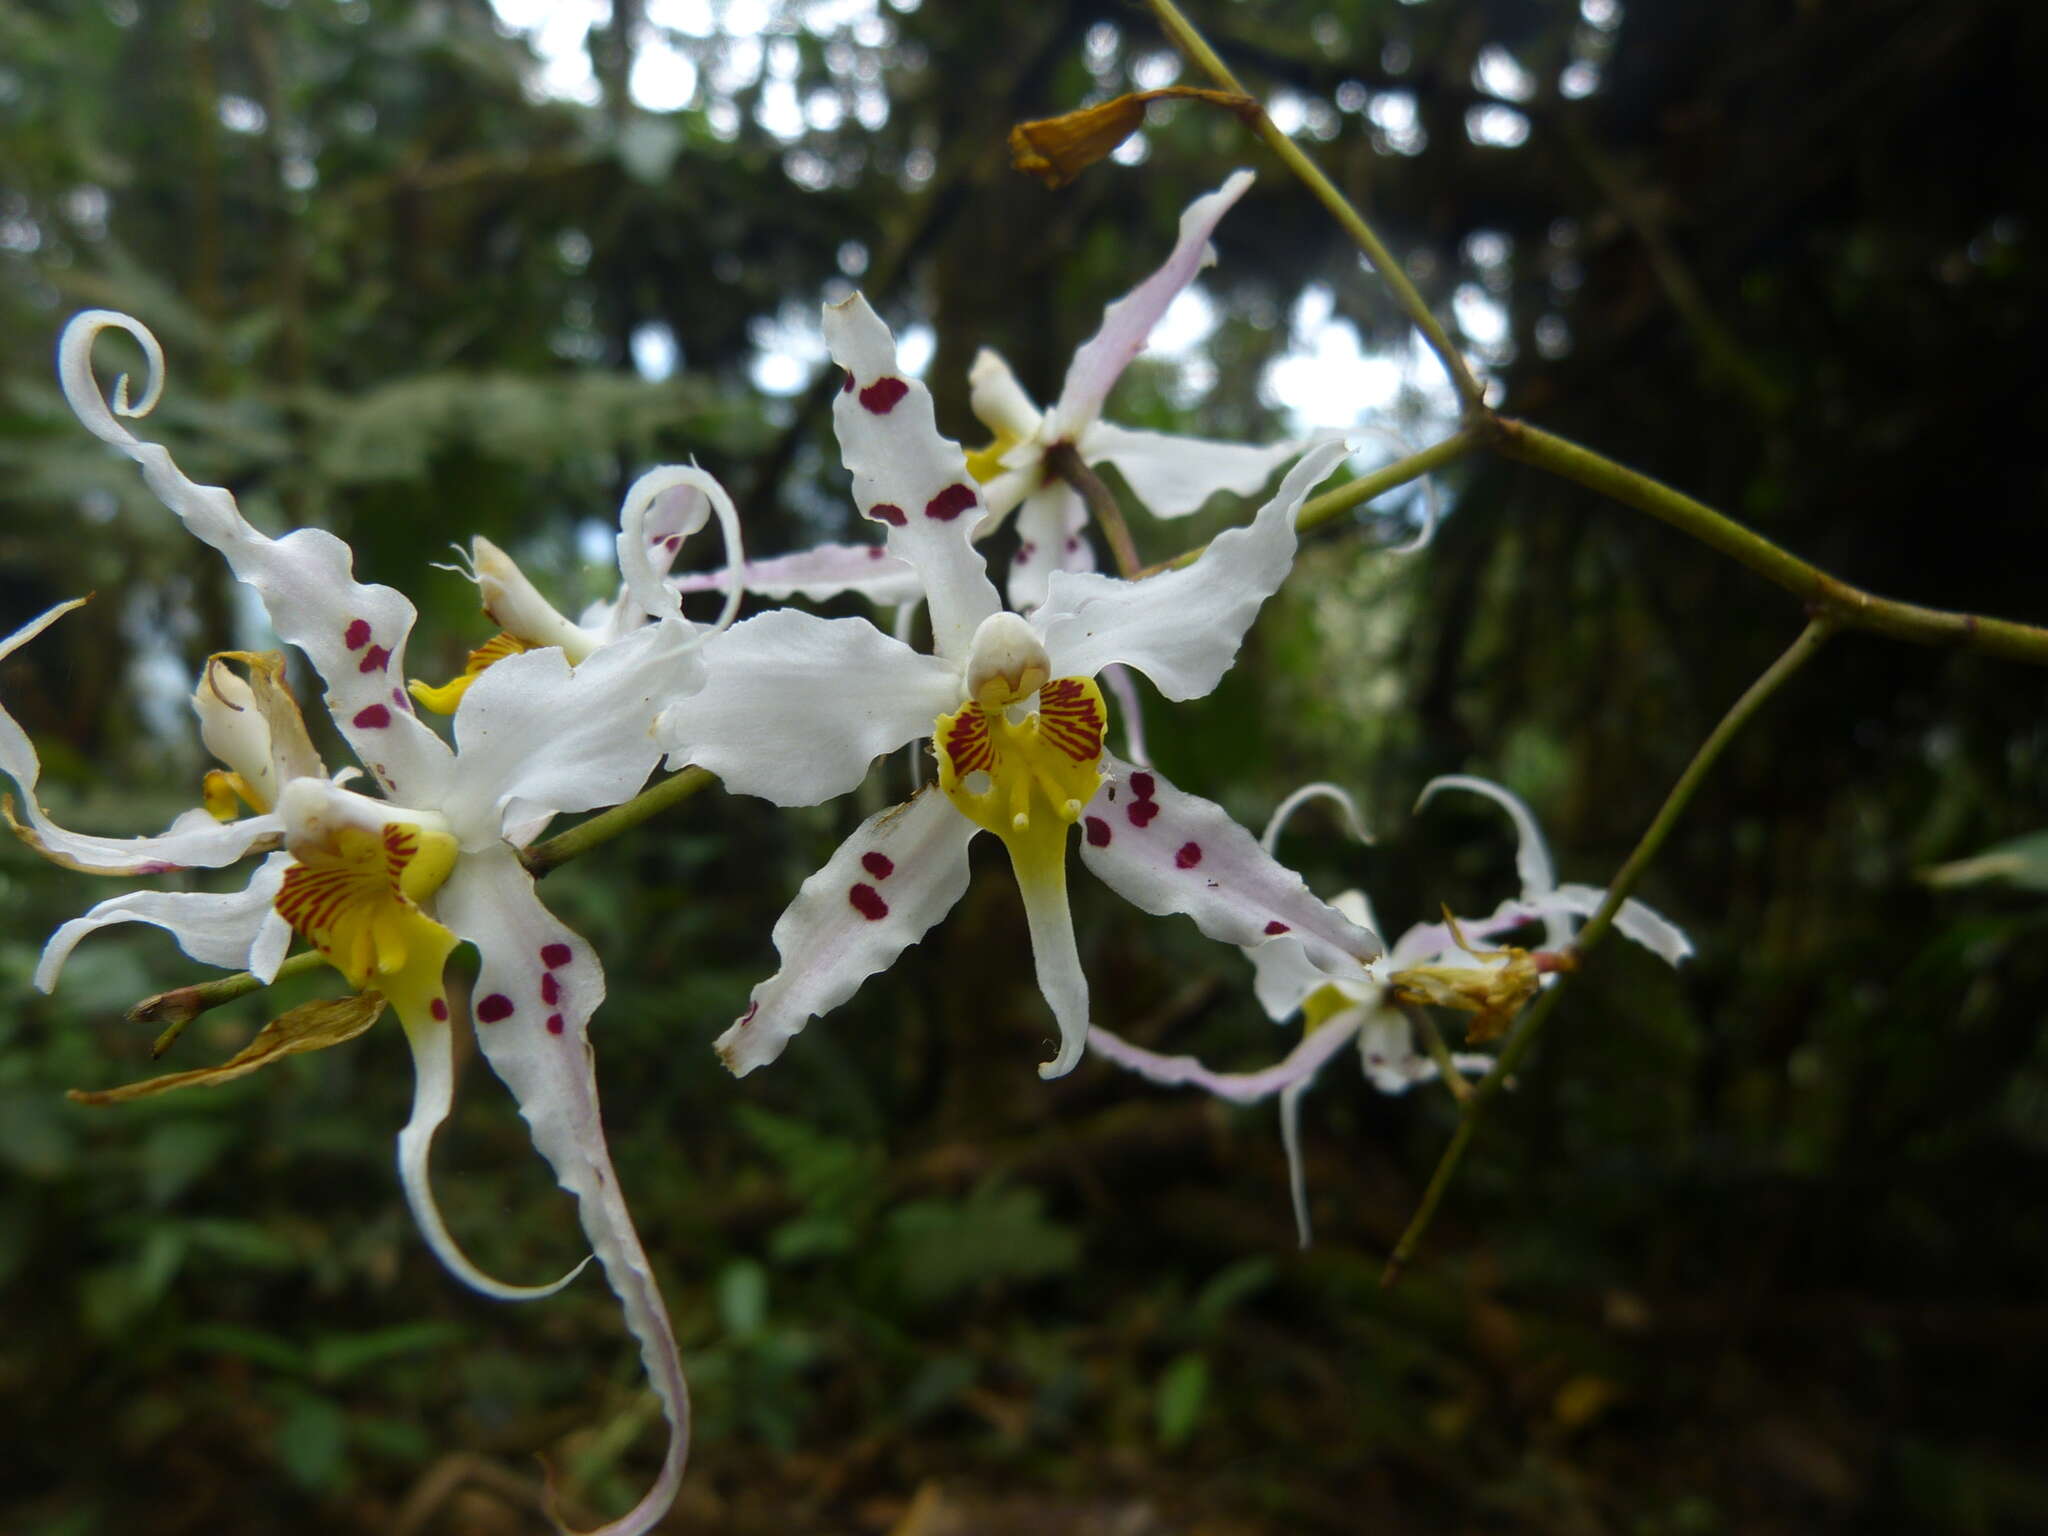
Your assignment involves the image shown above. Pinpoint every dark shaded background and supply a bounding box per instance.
[2,0,2045,1530]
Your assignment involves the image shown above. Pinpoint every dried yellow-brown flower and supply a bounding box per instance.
[1010,88,1255,188]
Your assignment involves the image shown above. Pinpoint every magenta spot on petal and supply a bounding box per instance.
[358,644,391,674]
[1175,842,1203,869]
[1084,815,1111,848]
[840,369,855,394]
[849,883,889,920]
[541,942,572,968]
[1019,541,1037,561]
[1066,537,1081,552]
[475,993,514,1024]
[343,619,371,650]
[867,545,885,560]
[924,483,977,522]
[431,997,449,1021]
[353,704,392,729]
[738,1000,760,1027]
[1128,800,1160,828]
[1264,920,1291,935]
[541,972,561,1005]
[664,534,682,552]
[1130,771,1156,801]
[131,860,178,875]
[858,377,909,413]
[547,1014,565,1035]
[868,502,907,527]
[861,851,894,880]
[391,688,412,712]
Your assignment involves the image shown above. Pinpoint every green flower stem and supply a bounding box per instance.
[1144,427,1482,576]
[1405,1003,1472,1105]
[1492,416,2048,664]
[134,948,327,1054]
[519,766,715,879]
[1047,439,1143,579]
[1380,619,1834,1288]
[1297,427,1483,538]
[1145,0,1488,412]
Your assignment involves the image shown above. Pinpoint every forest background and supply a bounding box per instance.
[1,0,2044,1531]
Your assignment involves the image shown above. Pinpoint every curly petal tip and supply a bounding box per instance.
[58,309,167,449]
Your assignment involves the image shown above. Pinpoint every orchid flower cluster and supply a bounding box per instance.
[2,173,1687,1530]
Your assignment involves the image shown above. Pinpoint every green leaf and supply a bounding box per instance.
[883,1182,1082,1306]
[139,1119,239,1207]
[1154,1351,1210,1449]
[718,1259,769,1340]
[273,1386,349,1493]
[309,1322,468,1384]
[176,1322,309,1376]
[1188,1256,1277,1336]
[1923,830,2048,892]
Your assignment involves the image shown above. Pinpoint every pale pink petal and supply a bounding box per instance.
[1355,1009,1443,1095]
[664,610,959,807]
[445,618,698,846]
[1047,170,1256,438]
[1537,882,1693,965]
[60,312,453,805]
[1080,421,1305,519]
[615,465,744,637]
[1260,783,1372,855]
[1245,927,1349,1023]
[1099,663,1151,769]
[1086,1007,1360,1104]
[968,348,1045,441]
[34,851,293,993]
[1011,834,1091,1080]
[437,848,690,1536]
[668,542,921,607]
[977,461,1041,524]
[1,600,287,874]
[1077,753,1381,981]
[716,788,975,1075]
[1033,442,1346,699]
[394,1007,591,1302]
[1385,902,1548,969]
[1416,774,1557,897]
[822,294,1001,664]
[1280,1078,1315,1247]
[1005,482,1093,612]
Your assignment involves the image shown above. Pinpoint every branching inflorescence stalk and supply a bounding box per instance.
[1380,621,1833,1285]
[122,7,2048,1274]
[1140,0,2048,1276]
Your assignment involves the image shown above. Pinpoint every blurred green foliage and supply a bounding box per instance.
[2,0,2046,1532]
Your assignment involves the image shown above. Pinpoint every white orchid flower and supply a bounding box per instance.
[411,471,746,714]
[659,293,1376,1082]
[966,169,1306,609]
[1,309,741,1535]
[1088,776,1693,1245]
[663,171,1300,618]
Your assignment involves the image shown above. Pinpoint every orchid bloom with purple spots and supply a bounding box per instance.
[0,310,737,1535]
[659,292,1375,1081]
[667,171,1301,616]
[965,169,1307,609]
[1089,776,1693,1245]
[412,475,747,716]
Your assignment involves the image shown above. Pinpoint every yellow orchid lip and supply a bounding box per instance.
[936,673,1107,846]
[274,818,460,1028]
[409,631,535,715]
